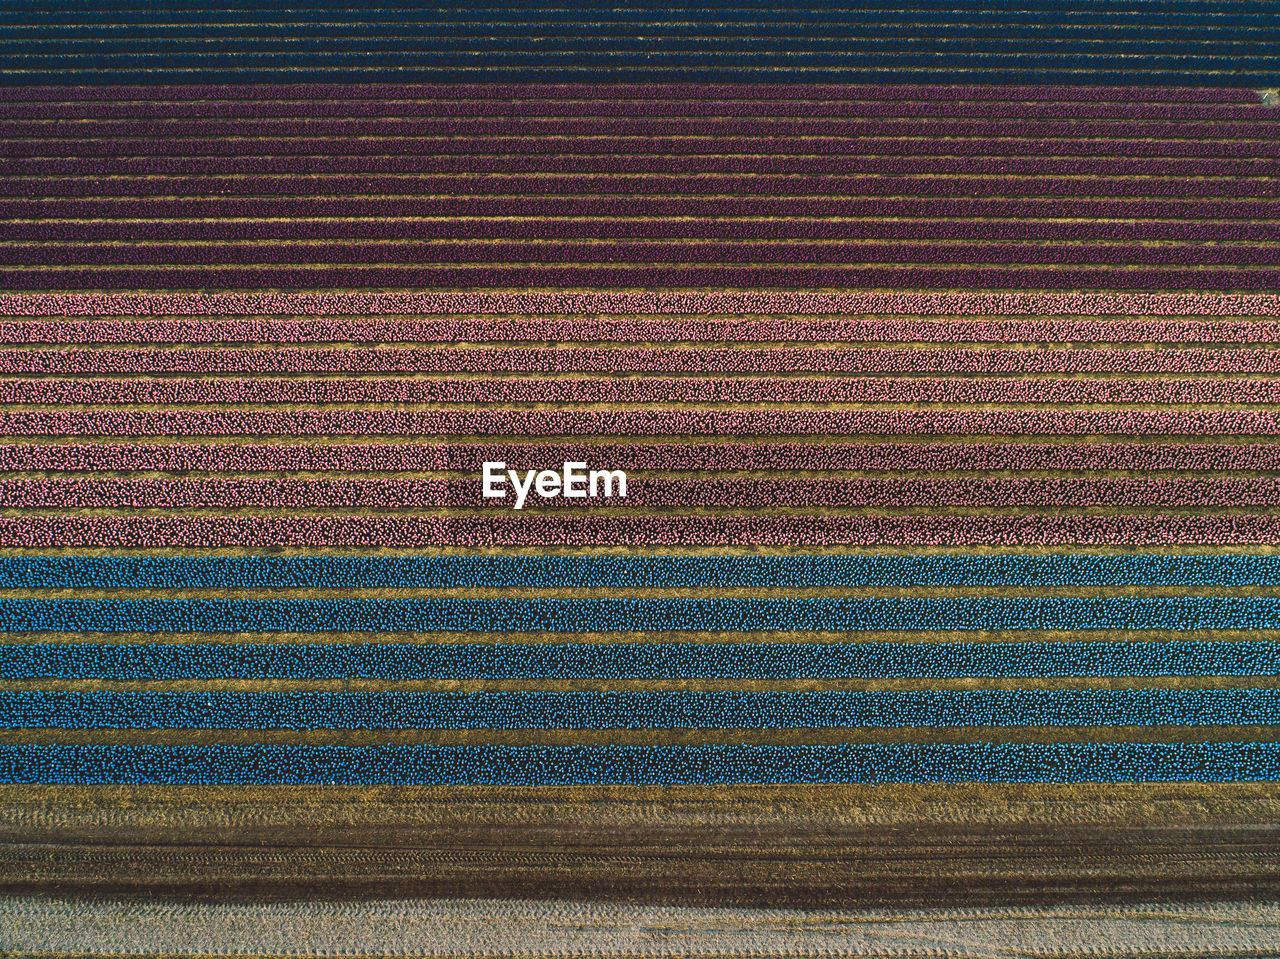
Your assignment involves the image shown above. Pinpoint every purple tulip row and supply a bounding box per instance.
[8,154,1269,176]
[2,99,1269,122]
[10,138,1280,160]
[8,173,1277,199]
[9,136,1277,159]
[41,265,1278,289]
[11,220,1277,241]
[8,116,1278,139]
[2,83,1255,104]
[21,196,1279,218]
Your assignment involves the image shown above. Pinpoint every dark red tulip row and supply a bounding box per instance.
[11,219,1278,242]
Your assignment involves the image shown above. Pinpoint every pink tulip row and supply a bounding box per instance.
[0,441,1274,472]
[4,476,1278,509]
[2,291,1275,317]
[0,376,1272,405]
[0,346,1277,374]
[2,407,1280,437]
[2,317,1280,344]
[0,514,1276,547]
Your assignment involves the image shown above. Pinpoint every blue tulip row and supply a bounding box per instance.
[11,1,1272,25]
[2,742,1277,784]
[0,596,1279,632]
[3,553,1279,589]
[1,688,1273,729]
[3,641,1275,679]
[6,0,1275,87]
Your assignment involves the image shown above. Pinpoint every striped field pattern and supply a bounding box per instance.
[3,292,1280,791]
[4,6,1280,951]
[2,0,1279,85]
[3,85,1280,290]
[9,288,1280,949]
